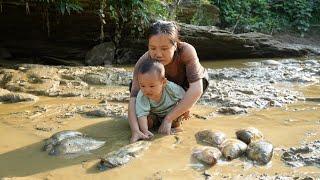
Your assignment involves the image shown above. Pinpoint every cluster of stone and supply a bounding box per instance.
[193,127,274,166]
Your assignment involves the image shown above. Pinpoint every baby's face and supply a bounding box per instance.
[138,71,165,102]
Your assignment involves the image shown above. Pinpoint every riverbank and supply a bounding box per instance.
[274,28,320,49]
[0,58,319,179]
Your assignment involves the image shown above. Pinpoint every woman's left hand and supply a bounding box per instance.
[158,119,172,135]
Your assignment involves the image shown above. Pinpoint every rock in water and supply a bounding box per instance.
[220,139,247,160]
[261,60,282,66]
[195,130,227,147]
[246,140,273,165]
[192,146,222,166]
[0,92,38,103]
[236,127,263,144]
[281,140,320,168]
[49,136,105,156]
[98,141,151,170]
[43,130,83,152]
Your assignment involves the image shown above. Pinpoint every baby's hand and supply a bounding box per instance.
[142,130,154,139]
[130,131,148,143]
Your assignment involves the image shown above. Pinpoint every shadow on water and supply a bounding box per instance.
[0,118,132,178]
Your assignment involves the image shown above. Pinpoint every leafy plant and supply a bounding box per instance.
[144,0,170,20]
[283,0,312,36]
[99,0,150,47]
[27,0,83,14]
[210,0,317,35]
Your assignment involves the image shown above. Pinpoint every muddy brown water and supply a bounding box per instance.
[0,59,319,179]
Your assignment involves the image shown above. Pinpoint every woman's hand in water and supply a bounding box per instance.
[130,130,149,143]
[158,119,172,135]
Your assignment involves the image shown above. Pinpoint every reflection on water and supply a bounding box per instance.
[201,56,320,69]
[0,58,319,179]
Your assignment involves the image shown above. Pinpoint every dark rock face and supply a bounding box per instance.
[0,5,319,64]
[0,48,12,59]
[178,24,320,59]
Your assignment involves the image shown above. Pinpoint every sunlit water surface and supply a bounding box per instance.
[0,58,319,179]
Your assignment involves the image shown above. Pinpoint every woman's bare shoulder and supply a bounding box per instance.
[179,42,198,63]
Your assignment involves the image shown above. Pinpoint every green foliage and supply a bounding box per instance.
[144,0,170,20]
[56,0,83,15]
[280,0,312,36]
[30,0,83,15]
[210,0,319,35]
[97,0,173,47]
[98,0,150,46]
[210,0,277,33]
[310,0,320,24]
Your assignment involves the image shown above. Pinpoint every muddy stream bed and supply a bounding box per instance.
[0,58,319,179]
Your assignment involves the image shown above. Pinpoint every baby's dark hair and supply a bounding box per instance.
[138,59,165,78]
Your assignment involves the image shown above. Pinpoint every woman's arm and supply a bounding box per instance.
[128,97,148,143]
[158,79,203,134]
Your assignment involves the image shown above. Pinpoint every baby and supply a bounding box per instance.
[135,59,187,138]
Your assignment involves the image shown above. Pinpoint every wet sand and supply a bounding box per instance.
[1,58,320,179]
[0,83,319,179]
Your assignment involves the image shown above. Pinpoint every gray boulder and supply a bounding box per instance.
[0,89,38,103]
[179,24,320,59]
[98,141,151,170]
[85,42,115,66]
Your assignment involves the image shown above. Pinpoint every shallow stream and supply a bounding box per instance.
[0,58,319,179]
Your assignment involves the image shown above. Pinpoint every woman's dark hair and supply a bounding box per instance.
[148,20,181,57]
[148,20,181,45]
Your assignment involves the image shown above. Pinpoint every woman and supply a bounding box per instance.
[129,20,209,143]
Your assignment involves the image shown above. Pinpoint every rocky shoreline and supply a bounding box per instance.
[1,58,319,116]
[0,58,319,179]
